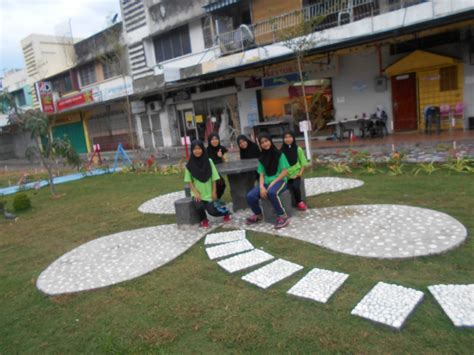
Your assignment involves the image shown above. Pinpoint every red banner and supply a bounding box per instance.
[37,82,55,113]
[57,90,96,111]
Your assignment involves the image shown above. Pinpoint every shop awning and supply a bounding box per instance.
[384,50,460,76]
[203,0,240,13]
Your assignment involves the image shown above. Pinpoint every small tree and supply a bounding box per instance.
[277,11,326,160]
[1,92,81,196]
[94,23,136,150]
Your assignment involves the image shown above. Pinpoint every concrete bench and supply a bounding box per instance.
[174,197,201,226]
[290,177,306,207]
[260,189,293,224]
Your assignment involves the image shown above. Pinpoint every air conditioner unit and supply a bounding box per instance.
[147,101,162,112]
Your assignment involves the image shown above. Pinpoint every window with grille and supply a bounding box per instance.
[102,57,120,80]
[79,63,97,87]
[51,73,73,96]
[153,25,191,63]
[440,65,458,92]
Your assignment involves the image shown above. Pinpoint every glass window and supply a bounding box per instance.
[79,63,97,87]
[153,24,191,63]
[162,37,173,61]
[13,90,26,106]
[64,75,73,92]
[102,57,120,80]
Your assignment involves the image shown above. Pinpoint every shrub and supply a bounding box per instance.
[0,199,5,212]
[13,193,32,211]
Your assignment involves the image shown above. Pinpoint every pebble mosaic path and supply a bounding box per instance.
[428,284,474,328]
[351,282,424,330]
[37,179,471,331]
[138,191,185,214]
[36,224,207,295]
[241,259,304,289]
[205,239,255,260]
[137,177,364,215]
[287,268,349,303]
[203,232,406,328]
[217,249,274,273]
[227,204,467,259]
[204,230,247,245]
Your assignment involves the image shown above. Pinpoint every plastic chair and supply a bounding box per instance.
[453,102,465,129]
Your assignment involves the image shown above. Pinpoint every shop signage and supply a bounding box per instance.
[131,100,146,114]
[263,72,305,88]
[100,79,133,101]
[244,77,262,89]
[264,57,338,81]
[56,88,101,111]
[37,81,55,114]
[288,86,331,97]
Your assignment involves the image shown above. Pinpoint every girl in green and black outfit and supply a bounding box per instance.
[184,140,231,228]
[280,131,309,211]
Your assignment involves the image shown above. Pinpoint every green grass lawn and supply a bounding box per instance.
[1,168,473,353]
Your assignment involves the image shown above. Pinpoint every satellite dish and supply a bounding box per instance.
[239,24,255,48]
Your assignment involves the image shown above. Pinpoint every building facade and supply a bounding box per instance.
[28,23,135,154]
[0,69,35,159]
[118,0,474,150]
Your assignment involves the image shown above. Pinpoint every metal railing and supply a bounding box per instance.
[217,0,428,55]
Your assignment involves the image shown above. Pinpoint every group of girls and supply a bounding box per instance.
[184,131,308,229]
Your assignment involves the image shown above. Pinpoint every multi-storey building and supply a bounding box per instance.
[20,34,78,109]
[119,0,474,150]
[28,23,135,154]
[0,69,35,159]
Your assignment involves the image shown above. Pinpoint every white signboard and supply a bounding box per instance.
[164,67,181,82]
[299,120,312,132]
[131,100,146,114]
[98,76,133,101]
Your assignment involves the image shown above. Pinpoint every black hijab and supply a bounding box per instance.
[237,134,260,160]
[258,133,281,176]
[186,140,212,182]
[280,131,298,165]
[207,133,228,164]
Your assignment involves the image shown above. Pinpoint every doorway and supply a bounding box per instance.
[391,73,418,131]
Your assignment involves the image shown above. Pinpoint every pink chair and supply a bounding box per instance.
[453,102,465,129]
[440,104,450,118]
[439,104,451,129]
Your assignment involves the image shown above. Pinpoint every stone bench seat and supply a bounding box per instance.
[260,189,294,223]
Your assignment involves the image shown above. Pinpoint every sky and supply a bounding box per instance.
[0,0,121,77]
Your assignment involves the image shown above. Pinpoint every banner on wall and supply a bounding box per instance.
[37,82,56,113]
[56,88,101,111]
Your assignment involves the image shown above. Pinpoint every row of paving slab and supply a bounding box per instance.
[204,229,473,330]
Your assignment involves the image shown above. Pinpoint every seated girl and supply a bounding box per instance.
[184,140,231,228]
[280,131,309,211]
[246,133,290,229]
[207,133,228,199]
[237,134,260,160]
